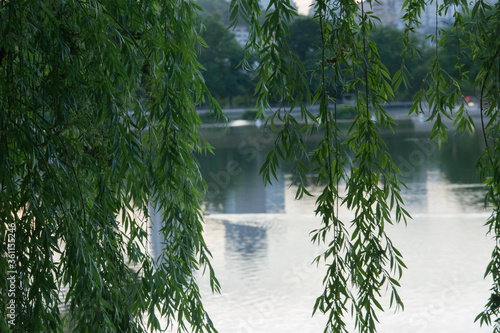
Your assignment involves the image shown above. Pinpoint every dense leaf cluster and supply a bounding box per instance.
[0,0,220,332]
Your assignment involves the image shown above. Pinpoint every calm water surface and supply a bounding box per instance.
[191,117,493,333]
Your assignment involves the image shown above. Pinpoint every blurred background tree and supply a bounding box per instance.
[198,14,255,108]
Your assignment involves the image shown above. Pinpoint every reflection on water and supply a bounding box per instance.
[191,117,493,332]
[224,222,267,260]
[199,124,285,214]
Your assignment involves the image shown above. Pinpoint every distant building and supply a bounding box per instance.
[370,0,405,29]
[260,0,271,11]
[307,0,457,35]
[232,25,249,48]
[261,0,297,13]
[229,0,298,48]
[371,0,456,35]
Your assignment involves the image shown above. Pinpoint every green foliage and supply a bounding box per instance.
[198,13,254,108]
[0,0,220,332]
[199,111,223,123]
[437,16,479,96]
[287,16,321,63]
[233,0,500,332]
[232,1,407,332]
[196,0,232,25]
[335,106,357,119]
[467,1,500,331]
[238,109,258,120]
[370,25,432,101]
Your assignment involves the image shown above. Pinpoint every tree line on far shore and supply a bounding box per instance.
[197,2,478,109]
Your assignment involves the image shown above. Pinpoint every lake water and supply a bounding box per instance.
[191,116,494,333]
